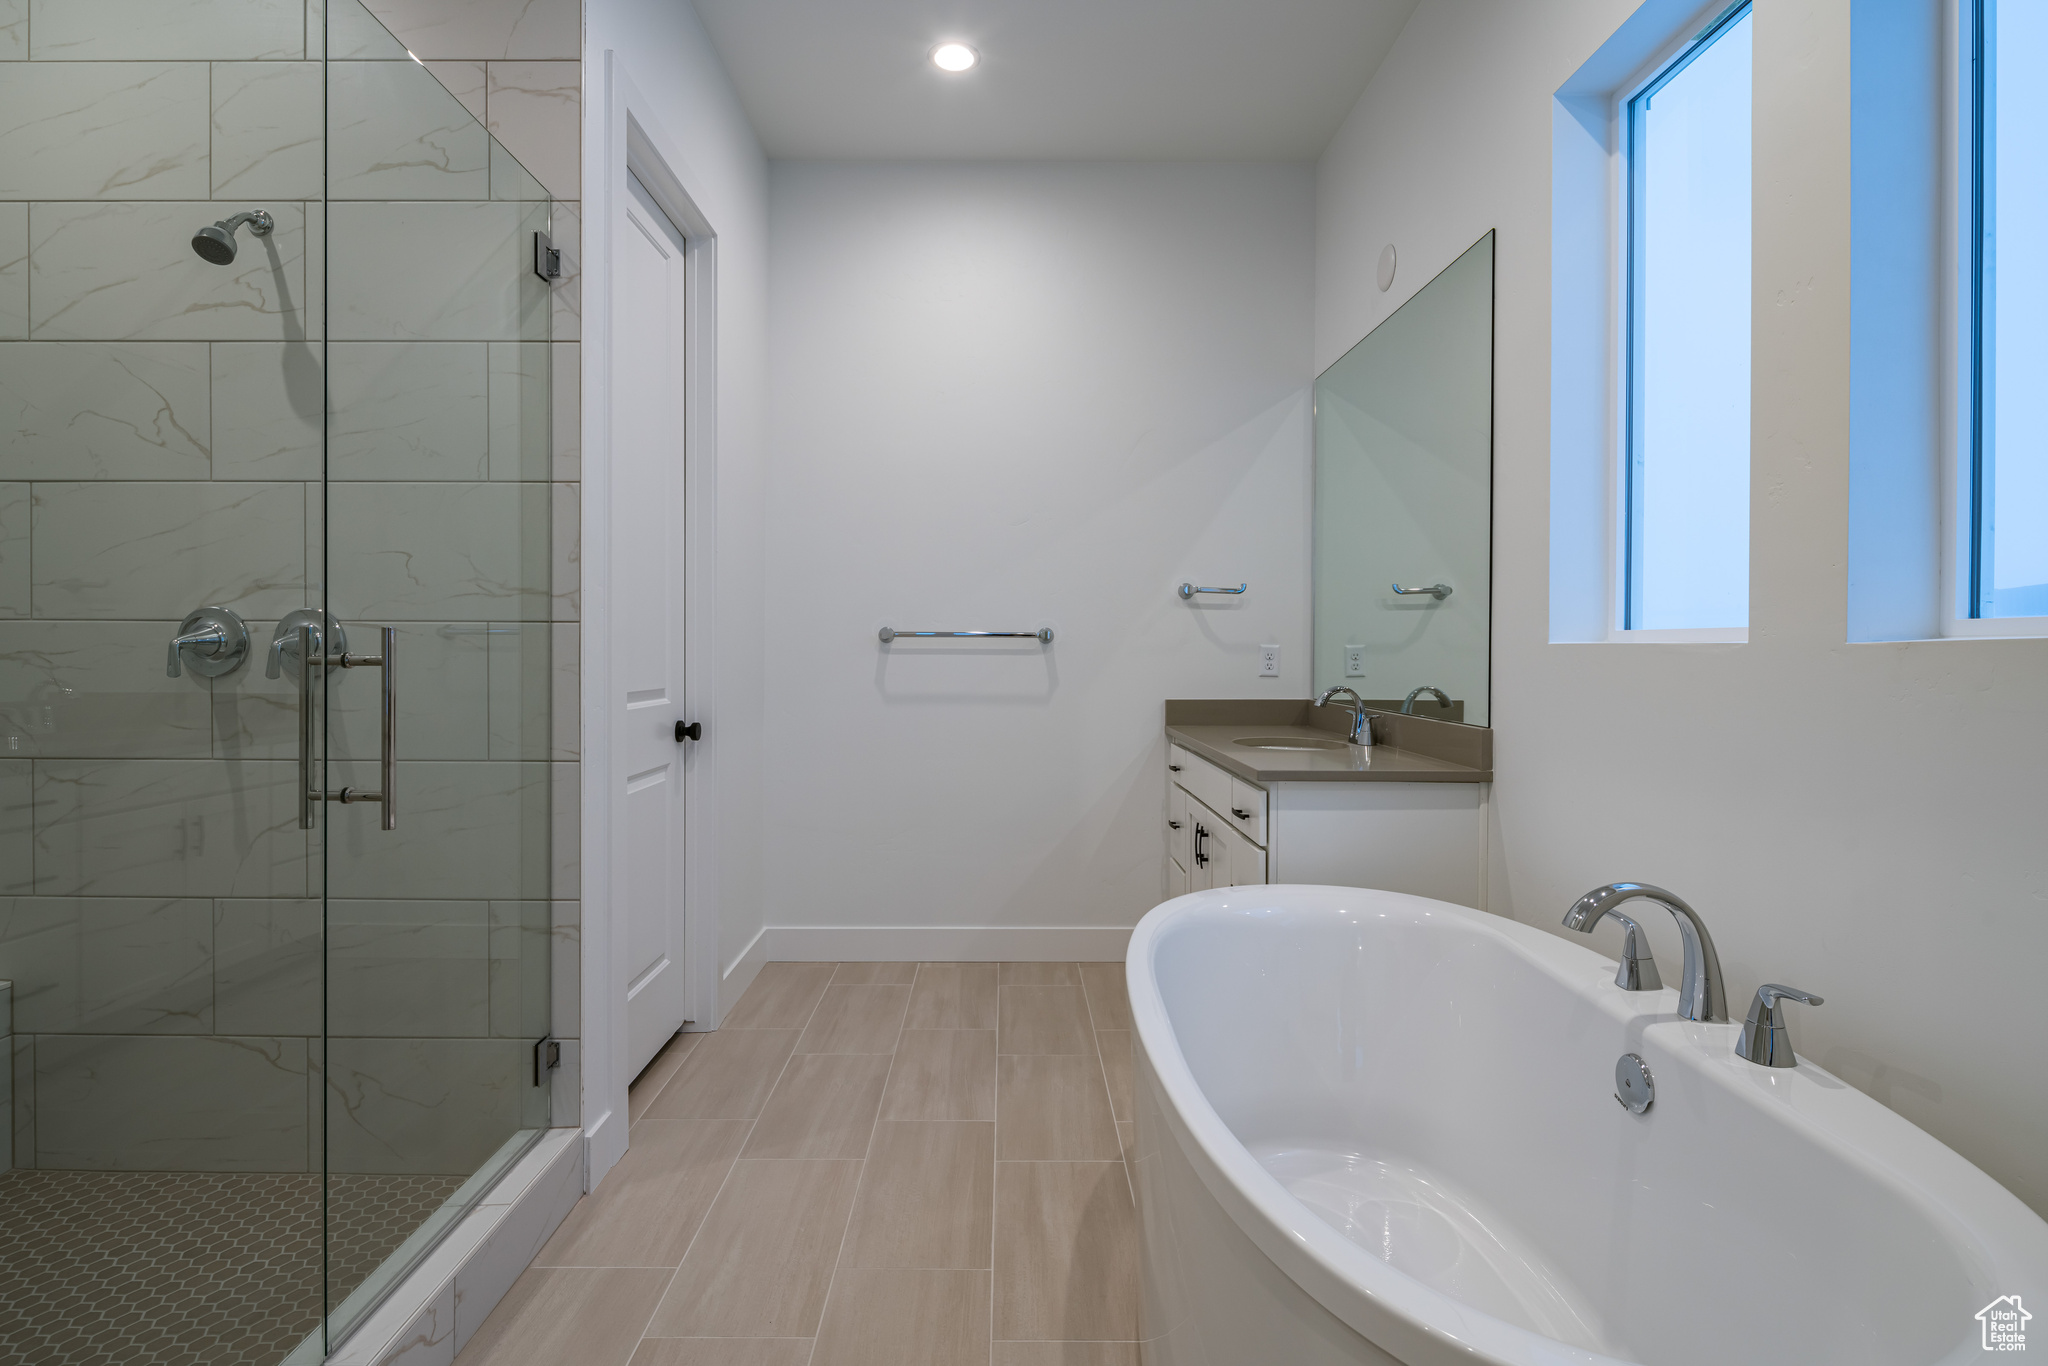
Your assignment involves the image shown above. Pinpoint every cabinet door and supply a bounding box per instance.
[1188,811,1218,891]
[1225,824,1266,886]
[1167,857,1189,899]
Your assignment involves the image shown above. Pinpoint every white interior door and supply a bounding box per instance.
[613,171,692,1078]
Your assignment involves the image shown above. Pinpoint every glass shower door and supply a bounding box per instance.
[316,0,557,1348]
[0,3,556,1360]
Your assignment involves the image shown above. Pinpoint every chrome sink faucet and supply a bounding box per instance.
[1401,685,1451,714]
[1314,686,1371,745]
[1562,883,1729,1022]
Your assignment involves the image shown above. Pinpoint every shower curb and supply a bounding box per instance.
[323,1128,585,1366]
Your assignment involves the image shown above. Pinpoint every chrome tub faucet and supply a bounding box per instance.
[1561,882,1729,1022]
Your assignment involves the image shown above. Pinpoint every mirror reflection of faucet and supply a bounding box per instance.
[1402,685,1452,714]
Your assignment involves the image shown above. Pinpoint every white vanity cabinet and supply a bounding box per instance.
[1165,739,1487,907]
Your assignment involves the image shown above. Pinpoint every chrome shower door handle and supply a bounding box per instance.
[301,625,397,831]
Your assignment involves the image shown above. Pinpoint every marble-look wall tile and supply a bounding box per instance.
[0,63,210,201]
[550,340,579,480]
[322,0,411,59]
[36,1033,309,1170]
[31,0,304,59]
[330,342,490,479]
[328,482,548,621]
[12,1034,34,1166]
[323,621,490,762]
[326,759,548,901]
[31,480,306,619]
[548,201,579,342]
[363,0,579,60]
[30,201,307,342]
[0,621,213,760]
[487,341,548,481]
[32,759,312,898]
[548,899,577,1041]
[0,897,212,1033]
[423,59,488,125]
[214,897,321,1035]
[329,61,490,201]
[206,617,302,760]
[0,343,211,481]
[0,204,26,339]
[330,900,490,1037]
[0,760,31,894]
[486,899,547,1039]
[327,200,544,342]
[550,759,576,901]
[211,341,324,479]
[551,482,578,620]
[325,1037,527,1175]
[0,0,24,59]
[485,623,547,761]
[0,484,32,618]
[550,623,577,760]
[213,62,324,201]
[484,62,578,202]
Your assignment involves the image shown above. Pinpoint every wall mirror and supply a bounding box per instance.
[1313,230,1495,726]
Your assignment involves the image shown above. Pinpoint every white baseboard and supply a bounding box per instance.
[758,924,1135,963]
[713,925,769,1025]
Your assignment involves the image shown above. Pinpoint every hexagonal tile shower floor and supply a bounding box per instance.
[0,1169,465,1366]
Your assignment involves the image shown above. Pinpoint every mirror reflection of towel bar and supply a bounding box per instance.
[438,625,526,636]
[1179,583,1247,599]
[1391,582,1453,600]
[879,627,1054,643]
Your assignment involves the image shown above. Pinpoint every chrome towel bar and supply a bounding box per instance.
[879,627,1054,643]
[1179,583,1247,599]
[1391,582,1453,600]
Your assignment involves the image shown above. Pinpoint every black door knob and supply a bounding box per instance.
[675,721,702,742]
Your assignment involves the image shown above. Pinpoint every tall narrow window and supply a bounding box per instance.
[1970,0,2048,621]
[1623,3,1752,631]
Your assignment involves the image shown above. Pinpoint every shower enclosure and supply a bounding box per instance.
[0,3,561,1361]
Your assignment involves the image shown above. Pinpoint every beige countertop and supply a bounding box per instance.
[1163,700,1492,785]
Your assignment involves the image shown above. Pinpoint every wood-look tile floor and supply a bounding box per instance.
[457,962,1140,1366]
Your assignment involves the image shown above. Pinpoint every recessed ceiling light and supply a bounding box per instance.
[931,42,978,73]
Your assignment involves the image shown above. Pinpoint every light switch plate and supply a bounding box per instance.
[1344,646,1365,677]
[1259,644,1281,677]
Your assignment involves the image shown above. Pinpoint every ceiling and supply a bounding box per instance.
[691,0,1422,160]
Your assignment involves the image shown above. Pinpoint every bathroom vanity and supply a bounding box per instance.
[1165,700,1491,907]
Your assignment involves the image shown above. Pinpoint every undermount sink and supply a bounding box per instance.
[1232,735,1348,752]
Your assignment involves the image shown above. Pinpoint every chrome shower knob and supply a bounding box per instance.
[166,607,251,678]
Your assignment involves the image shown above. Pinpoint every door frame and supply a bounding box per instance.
[583,50,722,1186]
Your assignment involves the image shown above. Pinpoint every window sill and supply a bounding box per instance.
[1601,627,1748,644]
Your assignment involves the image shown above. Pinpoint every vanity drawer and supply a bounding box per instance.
[1176,751,1233,824]
[1166,783,1191,868]
[1227,776,1267,847]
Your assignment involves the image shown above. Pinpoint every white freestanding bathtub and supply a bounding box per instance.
[1127,885,2048,1366]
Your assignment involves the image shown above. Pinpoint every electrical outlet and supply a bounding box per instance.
[1344,645,1365,677]
[1259,644,1281,677]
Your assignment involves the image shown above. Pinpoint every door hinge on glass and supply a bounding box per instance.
[533,1036,561,1086]
[534,231,561,281]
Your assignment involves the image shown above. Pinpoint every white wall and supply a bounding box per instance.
[1318,0,2048,1214]
[581,0,769,1049]
[762,161,1314,956]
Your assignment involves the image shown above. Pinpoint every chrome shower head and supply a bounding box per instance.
[191,209,273,265]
